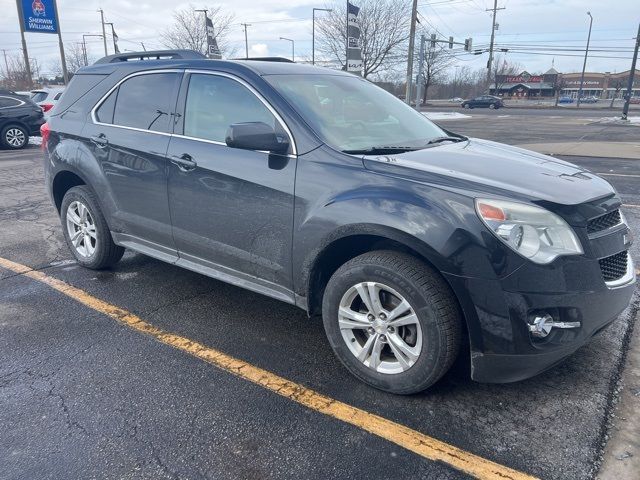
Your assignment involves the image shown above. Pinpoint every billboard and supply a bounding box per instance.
[21,0,59,34]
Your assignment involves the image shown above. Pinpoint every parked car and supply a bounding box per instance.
[580,96,599,104]
[0,89,44,149]
[461,95,504,109]
[448,97,463,102]
[628,97,640,105]
[30,87,65,116]
[558,96,574,104]
[43,50,635,394]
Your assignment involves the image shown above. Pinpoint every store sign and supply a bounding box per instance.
[506,73,543,83]
[346,2,362,74]
[21,0,58,34]
[564,79,602,87]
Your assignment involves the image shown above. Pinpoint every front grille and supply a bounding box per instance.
[587,209,621,234]
[599,251,628,282]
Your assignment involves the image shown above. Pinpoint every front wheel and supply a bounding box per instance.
[322,251,462,394]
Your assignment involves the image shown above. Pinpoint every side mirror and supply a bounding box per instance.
[225,122,290,155]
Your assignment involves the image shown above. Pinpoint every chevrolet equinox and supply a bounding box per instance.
[43,51,635,394]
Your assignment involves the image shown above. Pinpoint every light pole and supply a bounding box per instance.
[312,7,332,65]
[577,11,593,107]
[279,37,295,62]
[82,34,103,66]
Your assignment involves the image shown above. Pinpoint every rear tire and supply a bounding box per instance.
[321,251,462,394]
[60,185,124,269]
[1,124,28,149]
[489,103,496,109]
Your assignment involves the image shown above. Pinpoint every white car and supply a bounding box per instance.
[448,97,463,102]
[30,88,65,117]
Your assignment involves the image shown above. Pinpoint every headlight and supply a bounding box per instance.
[475,198,583,264]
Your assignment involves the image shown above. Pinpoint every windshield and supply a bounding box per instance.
[265,74,448,153]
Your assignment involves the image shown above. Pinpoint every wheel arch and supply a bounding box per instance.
[51,169,88,213]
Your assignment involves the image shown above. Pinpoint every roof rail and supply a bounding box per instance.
[234,57,295,63]
[94,50,206,64]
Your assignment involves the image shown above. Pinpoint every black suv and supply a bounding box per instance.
[0,89,44,149]
[43,51,635,394]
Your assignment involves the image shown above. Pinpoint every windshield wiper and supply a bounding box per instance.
[426,136,466,145]
[342,146,423,155]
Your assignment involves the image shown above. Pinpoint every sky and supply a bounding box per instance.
[1,0,638,79]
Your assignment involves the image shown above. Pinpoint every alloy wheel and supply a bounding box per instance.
[338,282,422,375]
[5,128,26,148]
[65,201,97,257]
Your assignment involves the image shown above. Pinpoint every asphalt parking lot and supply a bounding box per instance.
[1,112,638,480]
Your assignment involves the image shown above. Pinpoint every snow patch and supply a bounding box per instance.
[422,112,472,120]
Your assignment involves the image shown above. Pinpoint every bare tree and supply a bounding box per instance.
[0,53,34,90]
[608,78,624,107]
[161,4,236,57]
[417,45,455,103]
[48,43,91,81]
[315,0,411,78]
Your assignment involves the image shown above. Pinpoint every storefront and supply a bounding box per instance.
[490,70,558,98]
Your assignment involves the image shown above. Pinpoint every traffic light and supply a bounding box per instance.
[464,38,473,52]
[449,36,454,49]
[430,34,437,48]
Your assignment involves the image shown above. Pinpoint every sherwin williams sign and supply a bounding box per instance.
[21,0,59,34]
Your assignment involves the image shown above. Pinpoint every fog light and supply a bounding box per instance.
[529,314,581,338]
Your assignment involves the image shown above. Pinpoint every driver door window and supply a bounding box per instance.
[183,74,279,144]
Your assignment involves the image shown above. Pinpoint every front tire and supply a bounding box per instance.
[322,251,462,394]
[60,186,124,269]
[1,124,28,149]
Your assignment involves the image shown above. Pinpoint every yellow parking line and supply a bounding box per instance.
[0,256,537,480]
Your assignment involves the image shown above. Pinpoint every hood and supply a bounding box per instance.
[362,138,615,205]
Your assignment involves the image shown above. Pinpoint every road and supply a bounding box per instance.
[0,134,638,479]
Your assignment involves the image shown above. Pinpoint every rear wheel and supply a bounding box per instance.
[322,251,462,394]
[489,103,496,109]
[1,124,28,149]
[60,186,124,269]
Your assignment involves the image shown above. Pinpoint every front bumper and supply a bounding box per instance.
[444,243,635,384]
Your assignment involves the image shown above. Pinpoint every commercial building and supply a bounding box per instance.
[489,68,640,99]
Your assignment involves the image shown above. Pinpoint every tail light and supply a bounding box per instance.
[40,122,50,151]
[41,103,54,113]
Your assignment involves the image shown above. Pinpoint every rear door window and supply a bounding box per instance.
[0,96,23,108]
[111,73,180,133]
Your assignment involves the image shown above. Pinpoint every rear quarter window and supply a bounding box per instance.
[0,96,23,108]
[51,74,109,115]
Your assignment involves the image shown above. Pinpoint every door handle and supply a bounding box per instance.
[170,153,197,172]
[90,133,108,148]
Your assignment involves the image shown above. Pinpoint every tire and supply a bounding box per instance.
[60,185,124,269]
[489,103,496,109]
[322,251,462,394]
[463,104,470,109]
[1,124,29,149]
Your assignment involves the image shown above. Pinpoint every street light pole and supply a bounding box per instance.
[105,23,118,53]
[279,37,295,62]
[577,11,593,108]
[98,9,108,56]
[312,8,332,65]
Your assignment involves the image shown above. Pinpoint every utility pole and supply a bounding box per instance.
[414,35,426,109]
[14,0,33,88]
[141,42,146,51]
[98,9,108,56]
[622,22,640,121]
[241,23,251,58]
[486,0,505,84]
[82,34,103,66]
[577,12,594,108]
[404,0,419,104]
[53,0,69,84]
